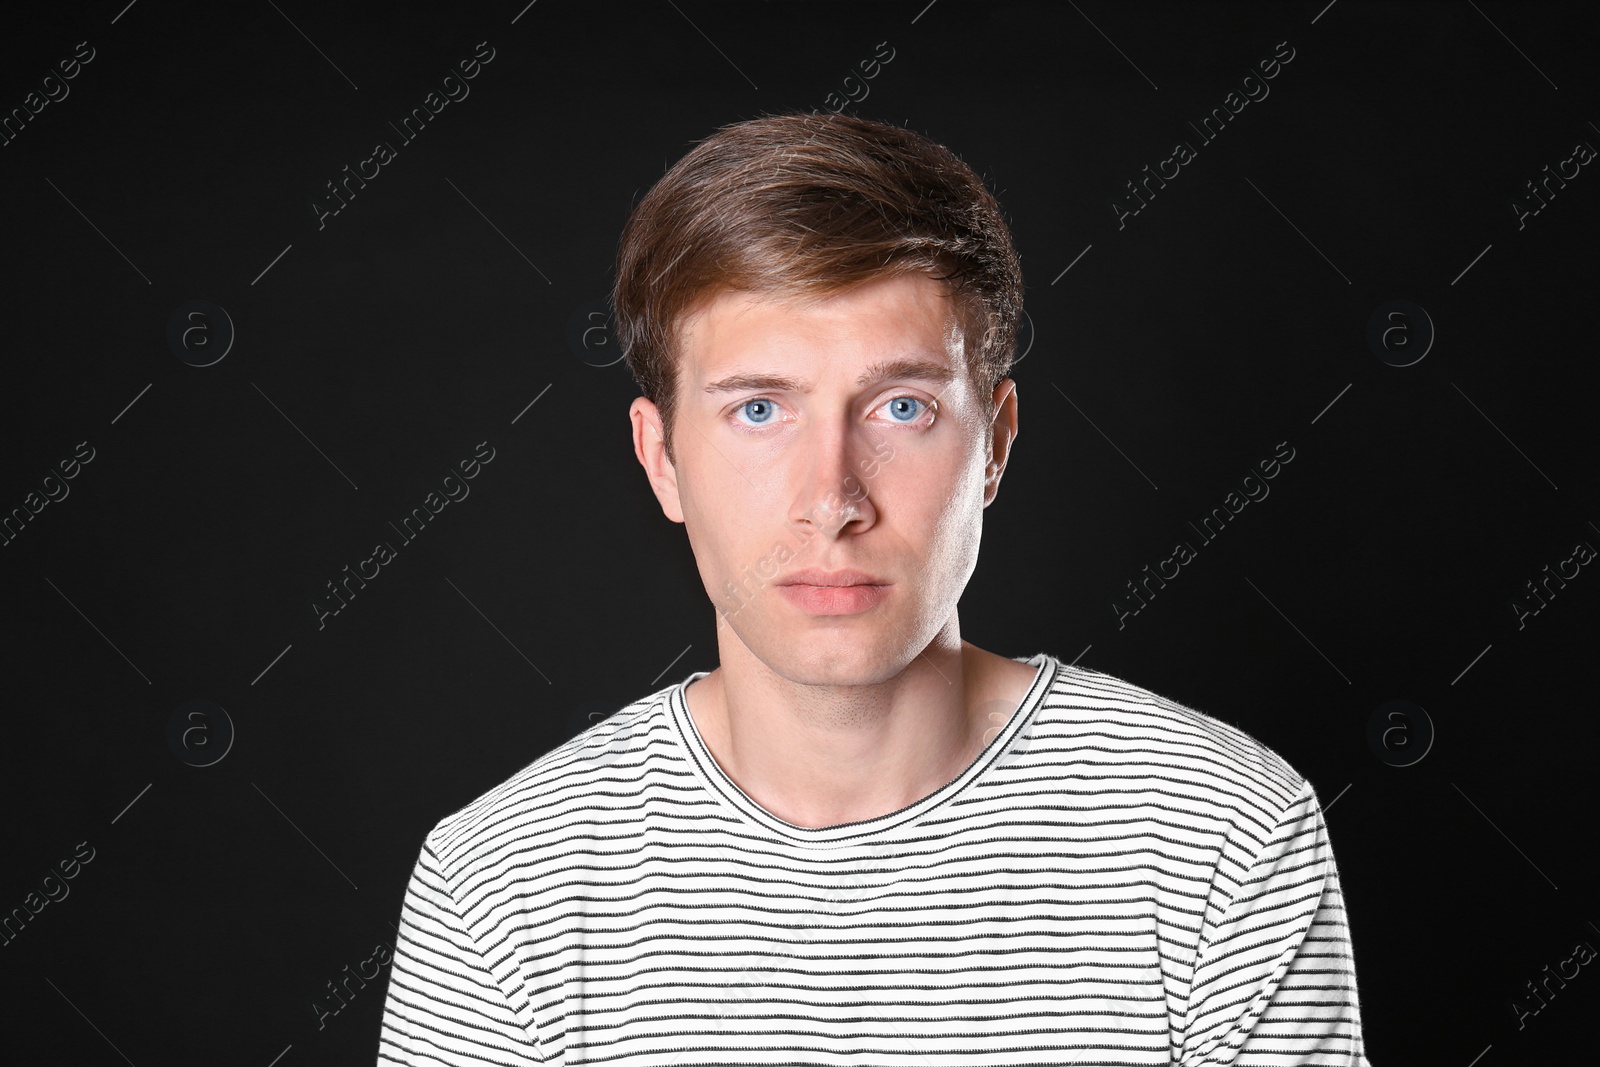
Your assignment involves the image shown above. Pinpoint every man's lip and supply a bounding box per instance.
[776,568,889,587]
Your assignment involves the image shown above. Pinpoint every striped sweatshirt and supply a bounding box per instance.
[377,652,1370,1065]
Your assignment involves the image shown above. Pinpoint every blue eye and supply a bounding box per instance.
[739,398,777,424]
[731,395,929,429]
[883,396,926,422]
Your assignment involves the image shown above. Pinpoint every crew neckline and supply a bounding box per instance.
[667,652,1059,846]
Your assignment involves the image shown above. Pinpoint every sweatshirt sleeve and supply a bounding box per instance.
[1177,780,1371,1065]
[377,838,546,1066]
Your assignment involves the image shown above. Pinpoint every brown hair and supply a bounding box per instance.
[612,111,1024,465]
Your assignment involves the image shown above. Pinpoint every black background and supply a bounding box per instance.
[2,1,1597,1063]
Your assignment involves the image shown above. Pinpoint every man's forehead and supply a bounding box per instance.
[676,277,965,383]
[699,355,960,398]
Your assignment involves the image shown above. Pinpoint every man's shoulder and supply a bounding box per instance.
[420,681,682,878]
[1036,658,1309,821]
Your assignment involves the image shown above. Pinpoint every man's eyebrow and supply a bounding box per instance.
[701,356,957,395]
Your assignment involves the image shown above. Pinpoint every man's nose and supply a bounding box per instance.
[790,424,877,537]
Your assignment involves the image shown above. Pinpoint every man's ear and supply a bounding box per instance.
[983,378,1018,509]
[630,397,685,524]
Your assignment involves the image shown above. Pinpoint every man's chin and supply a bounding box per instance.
[735,623,914,688]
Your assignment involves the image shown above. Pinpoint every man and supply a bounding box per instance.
[377,112,1370,1065]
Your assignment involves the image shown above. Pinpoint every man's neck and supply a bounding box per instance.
[684,631,1038,829]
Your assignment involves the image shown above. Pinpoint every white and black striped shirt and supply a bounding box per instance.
[377,652,1370,1065]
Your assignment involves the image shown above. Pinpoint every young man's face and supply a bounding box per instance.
[630,271,1018,687]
